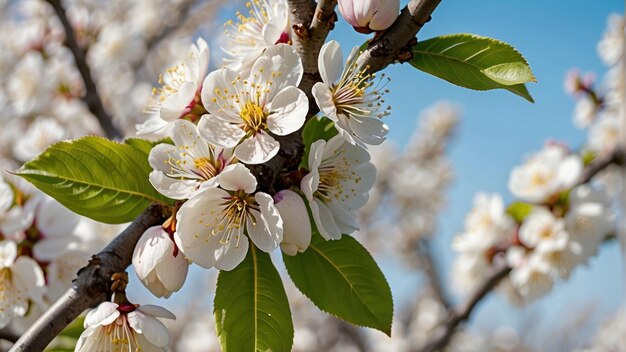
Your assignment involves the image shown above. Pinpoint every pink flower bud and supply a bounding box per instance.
[338,0,400,33]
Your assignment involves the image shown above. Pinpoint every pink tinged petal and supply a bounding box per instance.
[137,304,176,320]
[155,250,189,293]
[246,208,280,253]
[347,115,389,146]
[197,115,246,148]
[217,164,257,193]
[267,87,308,135]
[353,0,377,27]
[149,170,198,200]
[160,81,197,121]
[12,256,45,304]
[368,0,399,30]
[312,82,338,121]
[274,190,311,255]
[132,226,171,279]
[235,132,280,165]
[128,311,170,347]
[318,41,344,85]
[214,233,249,271]
[0,240,17,268]
[85,302,120,327]
[337,0,358,27]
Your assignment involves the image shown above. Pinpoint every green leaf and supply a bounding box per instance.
[300,116,338,168]
[409,33,536,102]
[15,136,172,224]
[283,232,393,335]
[214,245,293,352]
[506,201,535,223]
[125,137,173,155]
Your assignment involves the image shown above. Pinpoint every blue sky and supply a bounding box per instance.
[131,0,625,347]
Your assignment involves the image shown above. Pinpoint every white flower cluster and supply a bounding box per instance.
[0,0,227,168]
[0,175,113,330]
[131,2,389,298]
[452,144,615,301]
[566,14,624,157]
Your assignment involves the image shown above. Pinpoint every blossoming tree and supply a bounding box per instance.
[0,0,623,351]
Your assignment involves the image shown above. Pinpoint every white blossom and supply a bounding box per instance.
[572,96,598,129]
[148,119,236,200]
[201,44,307,164]
[222,0,290,72]
[138,38,210,135]
[506,246,554,301]
[301,135,376,240]
[133,226,189,298]
[13,116,66,162]
[508,144,583,203]
[597,14,624,66]
[175,164,283,270]
[312,41,389,148]
[0,240,45,328]
[76,301,175,352]
[452,193,515,253]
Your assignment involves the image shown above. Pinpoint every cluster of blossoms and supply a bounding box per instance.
[453,143,615,301]
[565,14,624,158]
[0,175,113,331]
[0,0,227,168]
[131,0,396,298]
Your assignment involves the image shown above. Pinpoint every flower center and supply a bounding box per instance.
[332,62,391,120]
[240,101,268,134]
[194,157,219,181]
[208,192,258,246]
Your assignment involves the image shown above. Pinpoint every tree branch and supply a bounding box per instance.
[579,148,624,184]
[10,204,167,352]
[357,0,442,73]
[46,0,123,140]
[416,263,511,352]
[417,239,451,308]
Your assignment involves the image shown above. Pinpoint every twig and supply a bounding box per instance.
[10,204,167,352]
[357,0,443,73]
[45,0,123,140]
[416,263,511,352]
[417,239,450,308]
[579,148,624,184]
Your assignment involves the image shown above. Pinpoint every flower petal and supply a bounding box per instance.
[197,114,246,148]
[267,86,308,135]
[137,304,176,320]
[85,302,120,327]
[217,164,257,193]
[312,82,338,121]
[128,311,170,347]
[214,234,249,271]
[235,132,280,165]
[318,40,344,85]
[310,199,342,240]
